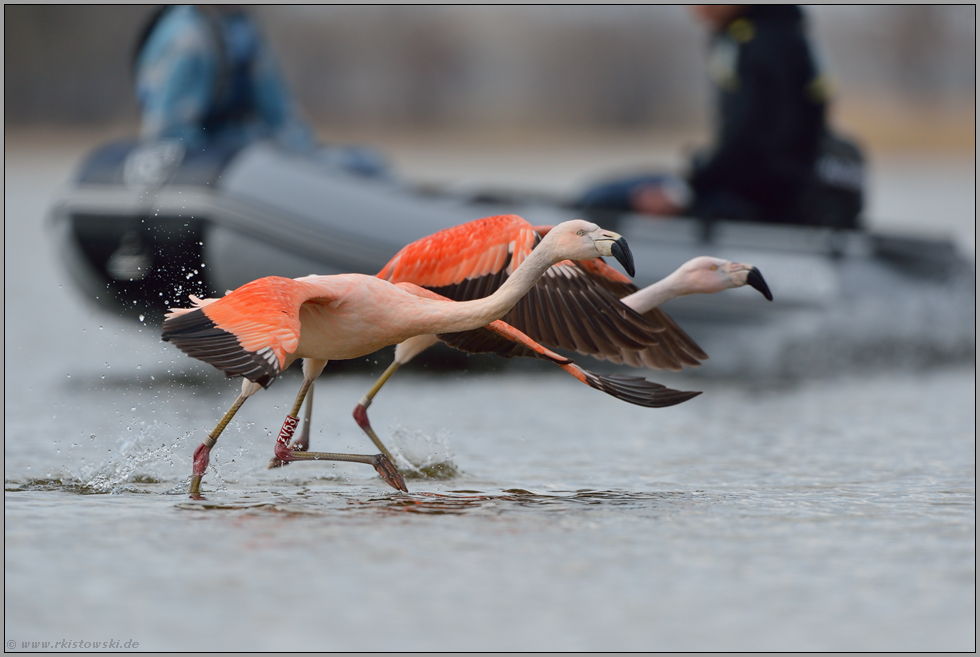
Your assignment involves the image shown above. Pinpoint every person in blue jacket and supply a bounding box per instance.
[134,5,387,176]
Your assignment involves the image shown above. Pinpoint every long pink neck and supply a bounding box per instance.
[620,269,692,313]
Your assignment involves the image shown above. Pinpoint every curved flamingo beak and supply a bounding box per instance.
[608,237,635,277]
[746,268,773,301]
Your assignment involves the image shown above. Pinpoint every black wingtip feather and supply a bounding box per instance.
[581,371,701,408]
[161,309,280,388]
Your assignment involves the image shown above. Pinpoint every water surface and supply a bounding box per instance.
[4,144,975,651]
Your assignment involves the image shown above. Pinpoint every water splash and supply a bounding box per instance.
[386,427,460,480]
[58,423,191,494]
[7,423,209,495]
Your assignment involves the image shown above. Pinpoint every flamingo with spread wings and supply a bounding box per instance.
[275,215,771,466]
[162,218,695,497]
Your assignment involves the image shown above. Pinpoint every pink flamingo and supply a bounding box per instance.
[161,219,689,497]
[278,216,771,466]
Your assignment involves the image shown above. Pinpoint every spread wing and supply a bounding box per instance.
[379,214,706,370]
[494,260,666,355]
[161,276,325,388]
[379,214,550,360]
[397,282,701,408]
[377,214,536,295]
[435,257,707,370]
[572,258,707,369]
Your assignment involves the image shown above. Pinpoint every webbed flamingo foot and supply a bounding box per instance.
[370,453,409,492]
[272,441,407,492]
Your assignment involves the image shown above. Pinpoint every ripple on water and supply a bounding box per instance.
[167,487,700,519]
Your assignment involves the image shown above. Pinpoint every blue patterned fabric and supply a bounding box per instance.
[134,5,314,151]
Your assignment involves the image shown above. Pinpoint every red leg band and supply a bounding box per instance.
[353,404,371,431]
[192,443,211,476]
[277,415,300,446]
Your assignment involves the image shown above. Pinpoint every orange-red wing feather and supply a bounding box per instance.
[378,214,537,288]
[162,277,318,388]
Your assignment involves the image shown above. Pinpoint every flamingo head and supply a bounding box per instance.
[679,256,773,300]
[544,220,635,277]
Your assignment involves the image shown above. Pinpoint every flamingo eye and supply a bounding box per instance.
[576,229,585,236]
[710,264,718,271]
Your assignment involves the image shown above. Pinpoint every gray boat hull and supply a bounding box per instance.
[48,140,975,376]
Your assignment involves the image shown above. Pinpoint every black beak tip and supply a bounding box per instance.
[747,267,773,301]
[610,237,635,277]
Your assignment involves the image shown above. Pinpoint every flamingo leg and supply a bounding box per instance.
[292,381,314,452]
[190,379,262,499]
[352,360,401,459]
[269,359,408,492]
[273,445,407,493]
[265,381,314,467]
[349,335,439,462]
[348,326,563,464]
[267,363,321,469]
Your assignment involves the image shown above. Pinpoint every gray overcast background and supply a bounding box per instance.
[4,5,975,150]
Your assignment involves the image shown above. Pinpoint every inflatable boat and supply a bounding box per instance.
[48,139,975,376]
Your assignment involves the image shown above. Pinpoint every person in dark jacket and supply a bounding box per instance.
[579,5,831,225]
